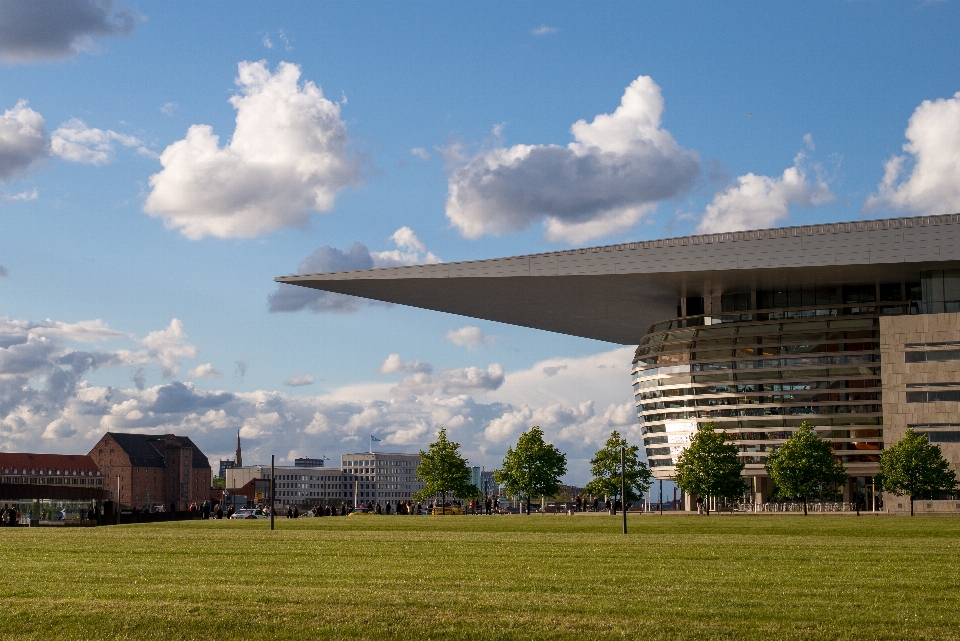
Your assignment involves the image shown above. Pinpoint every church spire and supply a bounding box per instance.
[235,430,242,467]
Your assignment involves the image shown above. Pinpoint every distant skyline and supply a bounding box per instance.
[1,1,959,483]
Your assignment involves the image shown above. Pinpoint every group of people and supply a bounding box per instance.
[573,495,601,512]
[1,504,20,526]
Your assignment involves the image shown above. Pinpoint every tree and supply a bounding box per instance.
[879,428,958,516]
[413,428,477,514]
[494,426,567,515]
[673,422,747,515]
[212,477,226,490]
[765,421,847,515]
[585,431,652,513]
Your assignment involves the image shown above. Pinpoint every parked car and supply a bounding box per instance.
[229,508,268,519]
[347,507,373,516]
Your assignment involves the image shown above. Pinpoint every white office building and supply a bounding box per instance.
[341,452,423,504]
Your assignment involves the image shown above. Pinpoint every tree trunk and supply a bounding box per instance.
[705,497,710,516]
[910,495,914,517]
[803,497,807,516]
[525,498,530,515]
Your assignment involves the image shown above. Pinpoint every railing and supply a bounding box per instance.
[734,501,858,513]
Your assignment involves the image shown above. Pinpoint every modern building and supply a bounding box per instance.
[226,464,346,506]
[341,452,423,505]
[277,213,960,508]
[88,432,212,511]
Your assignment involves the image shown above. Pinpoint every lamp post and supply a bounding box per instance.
[117,474,121,525]
[270,455,275,531]
[620,446,627,535]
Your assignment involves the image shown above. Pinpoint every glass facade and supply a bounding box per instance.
[920,270,960,313]
[633,284,915,480]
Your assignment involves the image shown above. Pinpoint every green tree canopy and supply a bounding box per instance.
[879,428,958,516]
[414,428,477,512]
[765,421,846,515]
[494,426,567,515]
[673,422,747,515]
[212,477,226,490]
[584,431,652,510]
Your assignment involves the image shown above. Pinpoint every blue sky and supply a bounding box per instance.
[1,1,959,484]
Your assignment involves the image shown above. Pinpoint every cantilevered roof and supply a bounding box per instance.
[275,214,960,345]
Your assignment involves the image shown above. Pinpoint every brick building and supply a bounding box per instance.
[88,433,211,511]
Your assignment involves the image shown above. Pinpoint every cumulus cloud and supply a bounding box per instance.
[187,363,223,379]
[410,147,430,160]
[0,0,137,63]
[0,100,49,181]
[696,150,834,234]
[144,60,360,240]
[392,363,505,397]
[0,313,641,483]
[268,227,440,313]
[864,92,960,216]
[445,75,700,243]
[285,374,314,387]
[135,319,198,378]
[378,354,432,375]
[444,326,496,349]
[51,118,148,165]
[0,316,206,448]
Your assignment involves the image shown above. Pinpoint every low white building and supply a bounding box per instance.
[223,450,423,507]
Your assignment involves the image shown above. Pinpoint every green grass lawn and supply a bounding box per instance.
[1,514,959,640]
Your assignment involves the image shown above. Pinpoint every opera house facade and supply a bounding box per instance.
[277,214,960,507]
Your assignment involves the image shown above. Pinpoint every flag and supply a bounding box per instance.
[371,435,382,442]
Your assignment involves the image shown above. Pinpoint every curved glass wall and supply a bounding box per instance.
[633,288,910,481]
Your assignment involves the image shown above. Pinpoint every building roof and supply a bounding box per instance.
[275,214,960,345]
[106,433,211,469]
[0,453,100,475]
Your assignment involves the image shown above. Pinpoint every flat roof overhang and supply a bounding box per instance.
[275,214,960,345]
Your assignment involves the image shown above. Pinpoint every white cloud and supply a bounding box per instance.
[144,60,360,240]
[378,354,432,375]
[51,118,148,165]
[0,100,49,181]
[262,34,273,49]
[530,25,559,36]
[696,150,834,234]
[285,374,315,387]
[864,92,960,216]
[42,418,76,440]
[389,226,426,252]
[444,326,496,349]
[0,0,137,63]
[0,188,38,203]
[269,227,440,313]
[445,76,699,243]
[0,313,640,484]
[187,363,223,379]
[393,363,505,397]
[410,147,430,160]
[160,102,178,116]
[134,319,199,378]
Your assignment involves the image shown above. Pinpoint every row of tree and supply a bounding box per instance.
[673,421,958,516]
[413,427,654,513]
[414,422,958,517]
